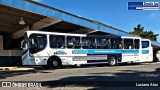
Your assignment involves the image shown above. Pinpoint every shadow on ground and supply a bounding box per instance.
[0,64,128,80]
[40,68,160,89]
[0,64,160,89]
[0,70,37,79]
[0,69,54,79]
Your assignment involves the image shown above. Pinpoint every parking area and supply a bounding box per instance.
[0,62,160,89]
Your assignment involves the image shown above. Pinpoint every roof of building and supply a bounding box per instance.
[0,0,160,47]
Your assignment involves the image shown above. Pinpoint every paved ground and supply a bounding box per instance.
[0,63,160,90]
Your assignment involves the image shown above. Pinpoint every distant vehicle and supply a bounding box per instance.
[21,31,153,69]
[156,50,160,61]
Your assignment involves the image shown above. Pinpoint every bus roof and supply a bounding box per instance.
[26,31,141,39]
[26,31,86,37]
[86,35,121,38]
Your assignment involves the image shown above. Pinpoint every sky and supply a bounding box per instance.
[33,0,160,42]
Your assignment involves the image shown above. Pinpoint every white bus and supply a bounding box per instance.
[21,31,153,68]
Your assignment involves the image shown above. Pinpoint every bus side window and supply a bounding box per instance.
[111,41,117,49]
[134,39,140,49]
[67,36,80,49]
[124,39,134,49]
[142,41,149,48]
[111,38,122,49]
[49,35,65,49]
[97,38,110,49]
[82,37,90,49]
[82,37,96,49]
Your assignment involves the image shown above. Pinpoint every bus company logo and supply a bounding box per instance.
[72,50,88,54]
[54,51,67,55]
[128,2,159,10]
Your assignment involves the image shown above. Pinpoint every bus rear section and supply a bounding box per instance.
[121,37,142,63]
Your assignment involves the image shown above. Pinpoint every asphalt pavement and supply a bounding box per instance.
[0,62,160,90]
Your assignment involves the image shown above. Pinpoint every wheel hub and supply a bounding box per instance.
[110,57,116,65]
[53,61,58,66]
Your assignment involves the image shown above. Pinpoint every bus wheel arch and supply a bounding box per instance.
[47,56,62,69]
[108,56,118,66]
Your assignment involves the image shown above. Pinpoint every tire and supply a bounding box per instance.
[108,56,117,66]
[48,57,61,69]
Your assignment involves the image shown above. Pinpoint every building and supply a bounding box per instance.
[0,0,160,65]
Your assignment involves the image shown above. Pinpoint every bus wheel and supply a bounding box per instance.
[48,57,61,69]
[108,56,117,66]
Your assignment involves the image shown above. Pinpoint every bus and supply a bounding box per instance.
[21,31,153,68]
[156,50,160,61]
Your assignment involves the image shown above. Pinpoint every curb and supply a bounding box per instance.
[0,67,35,71]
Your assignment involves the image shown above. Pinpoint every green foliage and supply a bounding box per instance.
[129,24,159,41]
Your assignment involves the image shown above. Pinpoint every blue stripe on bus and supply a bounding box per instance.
[87,60,108,63]
[73,49,139,54]
[72,49,122,54]
[142,50,149,54]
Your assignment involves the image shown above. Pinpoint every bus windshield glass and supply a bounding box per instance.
[29,34,47,54]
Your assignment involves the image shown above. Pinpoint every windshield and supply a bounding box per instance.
[29,34,47,54]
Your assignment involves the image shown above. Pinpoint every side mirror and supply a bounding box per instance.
[21,40,25,49]
[21,40,29,50]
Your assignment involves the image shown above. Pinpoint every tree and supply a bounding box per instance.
[129,24,159,41]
